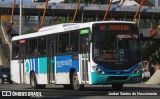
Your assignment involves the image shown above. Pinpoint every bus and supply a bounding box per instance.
[11,21,142,90]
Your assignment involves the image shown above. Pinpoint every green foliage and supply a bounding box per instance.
[53,17,67,25]
[142,41,152,49]
[22,28,37,35]
[142,41,160,65]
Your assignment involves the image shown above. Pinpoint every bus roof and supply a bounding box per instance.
[12,21,136,41]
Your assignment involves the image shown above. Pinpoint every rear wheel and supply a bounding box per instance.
[72,71,83,91]
[112,83,123,91]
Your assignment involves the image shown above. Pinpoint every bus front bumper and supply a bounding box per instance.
[91,72,142,84]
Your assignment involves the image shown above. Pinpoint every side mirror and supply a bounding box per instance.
[88,34,92,42]
[86,34,92,42]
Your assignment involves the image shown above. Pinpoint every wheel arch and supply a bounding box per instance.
[30,70,36,82]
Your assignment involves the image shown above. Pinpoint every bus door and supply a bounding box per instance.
[80,35,89,83]
[48,40,56,83]
[19,40,26,84]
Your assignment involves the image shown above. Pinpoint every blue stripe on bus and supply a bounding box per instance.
[25,57,47,75]
[30,58,38,74]
[25,58,39,74]
[56,55,79,73]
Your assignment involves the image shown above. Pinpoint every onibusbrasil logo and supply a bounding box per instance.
[2,91,42,97]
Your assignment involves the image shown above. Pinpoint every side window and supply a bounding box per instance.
[58,33,69,54]
[29,38,37,57]
[12,41,19,59]
[70,31,79,53]
[25,40,28,58]
[38,37,46,56]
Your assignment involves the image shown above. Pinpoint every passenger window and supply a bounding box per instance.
[38,37,46,56]
[70,31,79,53]
[12,41,19,59]
[58,33,69,54]
[29,38,37,57]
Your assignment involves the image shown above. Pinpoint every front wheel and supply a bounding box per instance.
[0,78,3,84]
[112,83,123,91]
[30,72,38,89]
[1,78,4,84]
[30,72,46,89]
[72,71,84,91]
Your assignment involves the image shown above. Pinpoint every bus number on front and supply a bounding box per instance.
[109,25,129,31]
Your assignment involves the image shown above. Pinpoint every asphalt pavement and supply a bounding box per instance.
[0,83,159,99]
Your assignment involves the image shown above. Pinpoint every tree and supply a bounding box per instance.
[22,28,37,35]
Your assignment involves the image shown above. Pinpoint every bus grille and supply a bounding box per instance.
[109,76,129,81]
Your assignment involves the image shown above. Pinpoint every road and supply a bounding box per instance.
[0,82,160,99]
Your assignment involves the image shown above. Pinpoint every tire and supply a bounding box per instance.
[30,72,38,89]
[112,83,123,91]
[1,78,4,84]
[72,71,83,91]
[9,81,12,84]
[30,72,46,89]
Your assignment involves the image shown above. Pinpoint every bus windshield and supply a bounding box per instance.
[92,23,141,62]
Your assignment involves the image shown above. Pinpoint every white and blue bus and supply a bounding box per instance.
[11,21,142,90]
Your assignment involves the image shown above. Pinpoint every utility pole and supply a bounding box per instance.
[103,0,113,21]
[72,0,81,23]
[11,0,16,24]
[133,0,144,22]
[19,0,22,36]
[19,0,22,84]
[40,0,49,28]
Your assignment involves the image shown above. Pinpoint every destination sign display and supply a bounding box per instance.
[99,24,130,31]
[93,23,139,34]
[117,34,138,38]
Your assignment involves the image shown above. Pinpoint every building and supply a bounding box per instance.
[135,0,160,7]
[147,0,160,7]
[32,0,160,7]
[112,0,154,6]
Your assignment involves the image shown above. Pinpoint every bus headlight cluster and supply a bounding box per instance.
[92,66,106,74]
[2,74,7,78]
[132,63,142,74]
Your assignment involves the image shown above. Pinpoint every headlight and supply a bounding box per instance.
[2,74,7,78]
[132,63,142,74]
[92,66,106,74]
